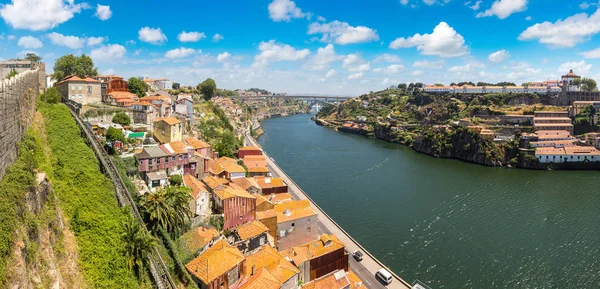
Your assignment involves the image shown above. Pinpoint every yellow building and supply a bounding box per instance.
[153,117,183,144]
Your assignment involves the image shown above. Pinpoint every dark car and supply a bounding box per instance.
[352,250,364,261]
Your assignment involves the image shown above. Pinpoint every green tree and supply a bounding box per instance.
[112,112,131,126]
[140,186,192,235]
[121,215,157,279]
[53,54,98,82]
[574,77,598,92]
[198,78,217,100]
[42,87,61,104]
[128,77,148,97]
[169,174,183,186]
[397,83,407,91]
[106,127,125,143]
[5,69,18,79]
[215,129,238,158]
[25,53,41,63]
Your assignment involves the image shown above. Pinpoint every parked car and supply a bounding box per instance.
[375,268,393,285]
[352,250,364,261]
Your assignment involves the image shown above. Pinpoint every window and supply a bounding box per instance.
[259,237,265,246]
[87,86,92,93]
[307,226,311,233]
[71,85,75,91]
[162,129,165,135]
[172,156,176,161]
[291,223,295,227]
[78,85,82,90]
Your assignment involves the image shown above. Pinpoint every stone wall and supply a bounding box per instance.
[0,64,45,179]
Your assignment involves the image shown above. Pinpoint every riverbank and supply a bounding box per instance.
[315,117,600,170]
[247,133,412,289]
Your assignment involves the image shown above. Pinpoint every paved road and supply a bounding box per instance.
[246,135,412,289]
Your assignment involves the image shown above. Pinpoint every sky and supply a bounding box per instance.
[1,0,600,96]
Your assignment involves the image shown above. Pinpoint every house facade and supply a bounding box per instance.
[275,200,318,250]
[131,102,158,124]
[186,240,246,289]
[153,117,183,144]
[56,74,102,105]
[213,187,257,230]
[183,174,211,218]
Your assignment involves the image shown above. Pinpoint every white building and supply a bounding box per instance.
[155,78,173,90]
[562,70,581,92]
[535,146,600,163]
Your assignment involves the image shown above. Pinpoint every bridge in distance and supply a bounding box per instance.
[231,94,354,101]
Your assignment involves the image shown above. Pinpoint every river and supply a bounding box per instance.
[257,113,600,289]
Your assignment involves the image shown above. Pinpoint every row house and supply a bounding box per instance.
[140,94,172,117]
[243,155,270,177]
[153,117,183,144]
[274,200,318,250]
[131,102,158,124]
[237,146,263,159]
[239,245,300,289]
[136,141,194,176]
[254,177,288,195]
[301,269,367,289]
[176,95,195,124]
[208,157,246,180]
[279,234,349,284]
[178,226,220,260]
[185,137,213,178]
[231,220,270,255]
[213,186,257,230]
[105,91,138,107]
[186,239,245,289]
[183,174,211,218]
[56,74,102,105]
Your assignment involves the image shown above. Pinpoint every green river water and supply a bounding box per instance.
[257,113,600,289]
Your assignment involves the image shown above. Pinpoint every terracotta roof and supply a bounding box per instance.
[215,157,246,174]
[274,200,316,224]
[243,246,299,284]
[239,146,262,152]
[163,141,190,155]
[214,186,256,200]
[254,177,286,189]
[535,147,565,155]
[179,226,219,253]
[236,220,269,240]
[154,117,181,125]
[564,146,600,155]
[302,270,350,289]
[208,159,225,175]
[186,239,244,284]
[268,193,292,204]
[56,74,100,85]
[562,69,579,78]
[244,155,269,173]
[183,174,208,199]
[202,175,228,190]
[347,271,365,289]
[231,178,260,192]
[256,209,277,220]
[534,123,573,128]
[279,234,345,265]
[238,267,281,289]
[185,137,211,149]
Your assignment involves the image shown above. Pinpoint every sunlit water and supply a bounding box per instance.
[258,113,600,288]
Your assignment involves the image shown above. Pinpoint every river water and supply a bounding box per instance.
[257,113,600,289]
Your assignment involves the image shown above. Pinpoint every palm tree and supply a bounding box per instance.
[140,185,192,235]
[121,215,157,279]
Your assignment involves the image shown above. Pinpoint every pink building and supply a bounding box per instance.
[213,186,256,230]
[137,141,196,176]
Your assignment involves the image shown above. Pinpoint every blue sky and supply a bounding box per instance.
[1,0,600,95]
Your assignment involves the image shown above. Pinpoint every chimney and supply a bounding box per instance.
[251,265,256,275]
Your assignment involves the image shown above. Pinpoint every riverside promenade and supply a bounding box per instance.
[246,134,412,289]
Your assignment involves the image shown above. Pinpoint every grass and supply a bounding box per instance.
[38,102,149,288]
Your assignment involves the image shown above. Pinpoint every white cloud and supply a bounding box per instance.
[217,52,231,62]
[95,4,111,20]
[580,48,600,58]
[466,1,482,10]
[252,40,310,68]
[525,15,532,21]
[212,34,224,42]
[7,35,16,40]
[373,53,401,63]
[134,49,142,56]
[0,0,88,31]
[47,32,84,49]
[488,49,510,63]
[303,44,343,70]
[412,70,424,76]
[558,60,592,75]
[347,72,364,80]
[268,0,305,22]
[373,64,405,74]
[178,31,206,42]
[579,2,592,9]
[476,0,528,19]
[413,60,445,69]
[308,20,379,45]
[389,22,468,58]
[342,54,370,72]
[138,27,167,45]
[400,0,409,5]
[17,36,42,49]
[86,36,107,47]
[317,16,326,22]
[325,69,336,78]
[518,9,600,48]
[90,44,126,62]
[448,64,477,73]
[165,47,197,59]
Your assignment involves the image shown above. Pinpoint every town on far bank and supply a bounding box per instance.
[316,69,600,170]
[3,53,403,289]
